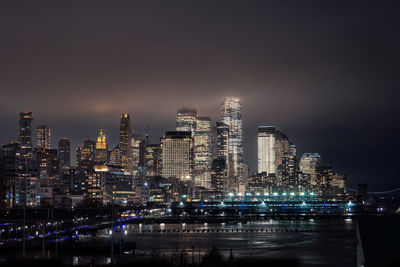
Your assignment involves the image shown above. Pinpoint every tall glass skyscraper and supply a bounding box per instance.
[119,114,133,174]
[18,111,33,153]
[176,108,197,135]
[161,131,193,180]
[58,137,71,168]
[193,117,212,188]
[257,126,276,175]
[220,97,244,188]
[37,124,51,149]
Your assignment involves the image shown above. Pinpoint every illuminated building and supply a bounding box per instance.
[220,97,244,189]
[2,143,40,207]
[95,129,108,163]
[76,139,96,171]
[86,165,134,205]
[299,153,321,188]
[108,145,120,166]
[35,148,59,186]
[61,167,86,195]
[281,144,297,189]
[274,130,290,173]
[119,113,133,174]
[193,117,212,188]
[58,137,71,168]
[131,134,145,177]
[216,122,229,160]
[330,173,346,198]
[36,124,51,149]
[257,126,276,175]
[144,144,162,177]
[18,111,33,153]
[211,159,227,199]
[176,108,197,135]
[161,131,193,181]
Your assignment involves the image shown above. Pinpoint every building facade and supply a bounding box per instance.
[161,131,193,181]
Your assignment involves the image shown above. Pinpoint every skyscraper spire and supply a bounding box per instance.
[96,129,108,163]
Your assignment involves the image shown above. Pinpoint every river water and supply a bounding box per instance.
[87,218,356,266]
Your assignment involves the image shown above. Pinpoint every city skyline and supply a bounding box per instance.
[1,1,399,192]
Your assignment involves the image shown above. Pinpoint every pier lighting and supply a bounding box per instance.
[273,192,278,196]
[300,192,305,196]
[282,192,287,196]
[290,192,295,196]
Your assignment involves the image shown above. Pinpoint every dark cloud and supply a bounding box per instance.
[0,0,399,190]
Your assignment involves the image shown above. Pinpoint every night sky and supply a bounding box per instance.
[0,1,399,190]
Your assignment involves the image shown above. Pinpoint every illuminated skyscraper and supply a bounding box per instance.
[211,159,227,199]
[36,125,51,149]
[176,108,197,135]
[216,122,229,160]
[220,97,244,188]
[257,126,276,175]
[76,139,96,171]
[119,114,133,174]
[18,111,33,153]
[35,148,59,186]
[144,144,162,177]
[95,129,108,163]
[161,131,193,180]
[58,137,71,168]
[193,117,212,188]
[274,130,290,172]
[299,153,321,187]
[131,134,145,177]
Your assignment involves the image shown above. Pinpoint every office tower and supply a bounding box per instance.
[36,125,51,149]
[1,143,40,207]
[144,144,162,177]
[193,117,212,188]
[35,148,59,186]
[161,131,193,180]
[282,144,297,189]
[299,153,321,187]
[109,145,120,166]
[87,165,134,205]
[18,111,33,153]
[211,159,227,199]
[330,173,346,198]
[119,114,133,174]
[58,138,71,168]
[131,134,144,177]
[220,97,244,187]
[274,130,290,171]
[176,108,197,135]
[196,116,211,132]
[0,143,20,208]
[95,129,108,163]
[216,122,229,160]
[257,126,276,175]
[76,139,96,171]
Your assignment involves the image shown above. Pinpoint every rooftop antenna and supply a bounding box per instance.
[145,124,149,144]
